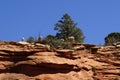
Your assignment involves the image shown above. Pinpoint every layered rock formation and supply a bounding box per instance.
[0,41,119,80]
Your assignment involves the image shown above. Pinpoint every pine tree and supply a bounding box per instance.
[54,13,85,43]
[105,32,120,45]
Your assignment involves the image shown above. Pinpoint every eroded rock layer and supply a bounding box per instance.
[0,41,119,80]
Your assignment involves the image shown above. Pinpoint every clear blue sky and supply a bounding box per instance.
[0,0,120,44]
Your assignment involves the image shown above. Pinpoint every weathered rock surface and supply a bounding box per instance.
[0,41,119,80]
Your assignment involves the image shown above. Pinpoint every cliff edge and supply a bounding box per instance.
[0,41,119,80]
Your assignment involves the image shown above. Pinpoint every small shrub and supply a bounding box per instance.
[92,66,97,76]
[96,54,101,59]
[104,53,113,57]
[26,36,35,43]
[45,35,73,49]
[114,76,119,80]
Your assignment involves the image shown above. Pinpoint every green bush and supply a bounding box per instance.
[26,36,35,43]
[92,66,97,76]
[45,35,72,49]
[105,32,120,45]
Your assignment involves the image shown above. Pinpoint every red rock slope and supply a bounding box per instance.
[0,41,119,80]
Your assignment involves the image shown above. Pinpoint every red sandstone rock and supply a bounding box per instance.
[0,41,119,80]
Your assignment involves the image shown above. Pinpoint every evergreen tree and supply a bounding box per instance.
[105,32,120,45]
[26,36,35,43]
[54,13,85,43]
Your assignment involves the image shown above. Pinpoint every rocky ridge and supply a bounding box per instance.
[0,41,119,80]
